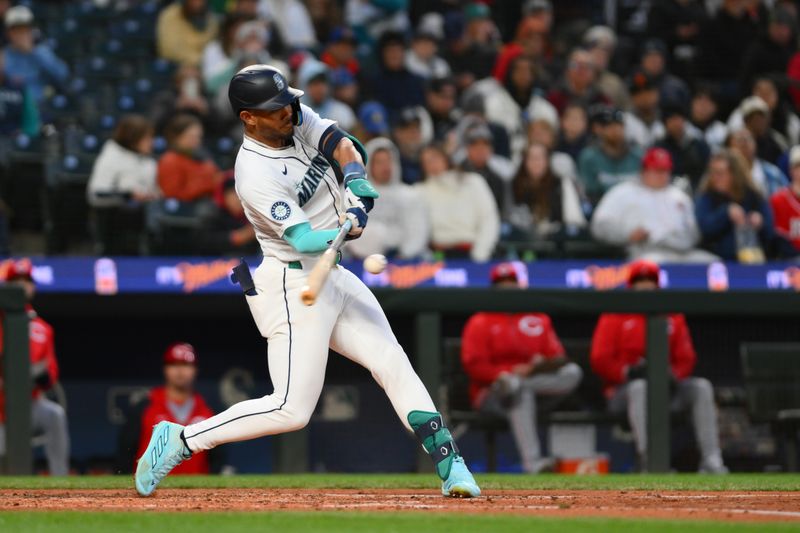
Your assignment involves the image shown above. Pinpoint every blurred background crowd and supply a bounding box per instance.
[1,0,800,264]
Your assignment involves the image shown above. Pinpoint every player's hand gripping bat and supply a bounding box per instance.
[300,219,352,306]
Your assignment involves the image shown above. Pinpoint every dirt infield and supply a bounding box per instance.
[1,488,799,522]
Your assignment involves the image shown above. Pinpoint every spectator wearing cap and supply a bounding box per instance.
[739,6,796,93]
[416,143,500,261]
[133,343,216,475]
[729,77,800,147]
[639,39,690,109]
[461,261,582,473]
[157,0,219,67]
[367,31,425,113]
[447,3,500,91]
[0,260,70,476]
[578,106,643,206]
[686,86,729,152]
[347,137,429,260]
[455,95,512,160]
[592,147,714,263]
[591,260,728,474]
[491,6,553,91]
[726,128,787,198]
[547,48,609,116]
[355,100,389,143]
[405,21,450,80]
[646,0,707,81]
[770,145,800,254]
[583,26,630,111]
[556,104,590,163]
[510,143,586,240]
[655,103,710,190]
[391,106,432,185]
[625,70,665,149]
[329,68,359,110]
[297,58,355,130]
[695,149,776,261]
[455,124,515,216]
[466,54,558,164]
[320,26,359,76]
[425,77,460,142]
[734,95,789,164]
[0,259,70,476]
[1,5,68,103]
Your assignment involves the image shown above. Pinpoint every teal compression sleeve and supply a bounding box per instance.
[283,223,339,254]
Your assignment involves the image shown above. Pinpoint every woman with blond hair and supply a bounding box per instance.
[694,149,776,261]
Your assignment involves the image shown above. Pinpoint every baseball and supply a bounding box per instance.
[363,254,387,274]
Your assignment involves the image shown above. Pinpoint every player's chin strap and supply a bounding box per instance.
[408,410,460,480]
[291,99,303,126]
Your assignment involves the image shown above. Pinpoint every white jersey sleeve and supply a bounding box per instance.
[295,103,338,150]
[236,168,309,238]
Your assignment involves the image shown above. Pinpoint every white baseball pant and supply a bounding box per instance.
[183,256,437,451]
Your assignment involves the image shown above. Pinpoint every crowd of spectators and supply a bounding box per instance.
[1,0,800,262]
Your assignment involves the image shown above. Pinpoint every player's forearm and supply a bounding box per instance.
[332,137,362,168]
[284,222,339,254]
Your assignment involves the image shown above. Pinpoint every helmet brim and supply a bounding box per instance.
[245,86,304,112]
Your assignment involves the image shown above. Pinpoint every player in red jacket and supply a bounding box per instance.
[136,343,214,474]
[461,262,583,473]
[0,259,70,475]
[590,260,727,473]
[770,146,800,252]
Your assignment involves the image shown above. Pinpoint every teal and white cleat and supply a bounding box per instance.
[134,421,192,496]
[441,456,481,498]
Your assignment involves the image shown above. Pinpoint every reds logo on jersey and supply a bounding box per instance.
[518,316,544,337]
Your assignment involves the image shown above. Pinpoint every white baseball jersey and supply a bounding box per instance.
[235,103,344,262]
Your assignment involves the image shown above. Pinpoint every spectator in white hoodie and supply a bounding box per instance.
[347,138,429,259]
[416,143,500,262]
[591,147,716,263]
[87,114,158,207]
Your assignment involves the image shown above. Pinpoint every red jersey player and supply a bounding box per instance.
[590,260,727,473]
[0,259,69,475]
[461,262,583,473]
[136,343,214,474]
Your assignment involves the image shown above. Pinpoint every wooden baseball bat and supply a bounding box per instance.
[300,219,352,306]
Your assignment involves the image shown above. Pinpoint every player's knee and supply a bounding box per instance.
[627,379,647,399]
[561,363,583,391]
[281,405,313,431]
[690,377,714,401]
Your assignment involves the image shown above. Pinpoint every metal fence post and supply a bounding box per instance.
[645,315,670,473]
[2,288,31,475]
[414,311,441,472]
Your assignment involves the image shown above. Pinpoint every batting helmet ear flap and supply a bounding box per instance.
[292,99,303,126]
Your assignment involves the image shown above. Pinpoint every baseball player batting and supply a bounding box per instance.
[135,65,480,498]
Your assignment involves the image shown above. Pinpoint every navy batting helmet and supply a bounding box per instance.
[228,65,304,124]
